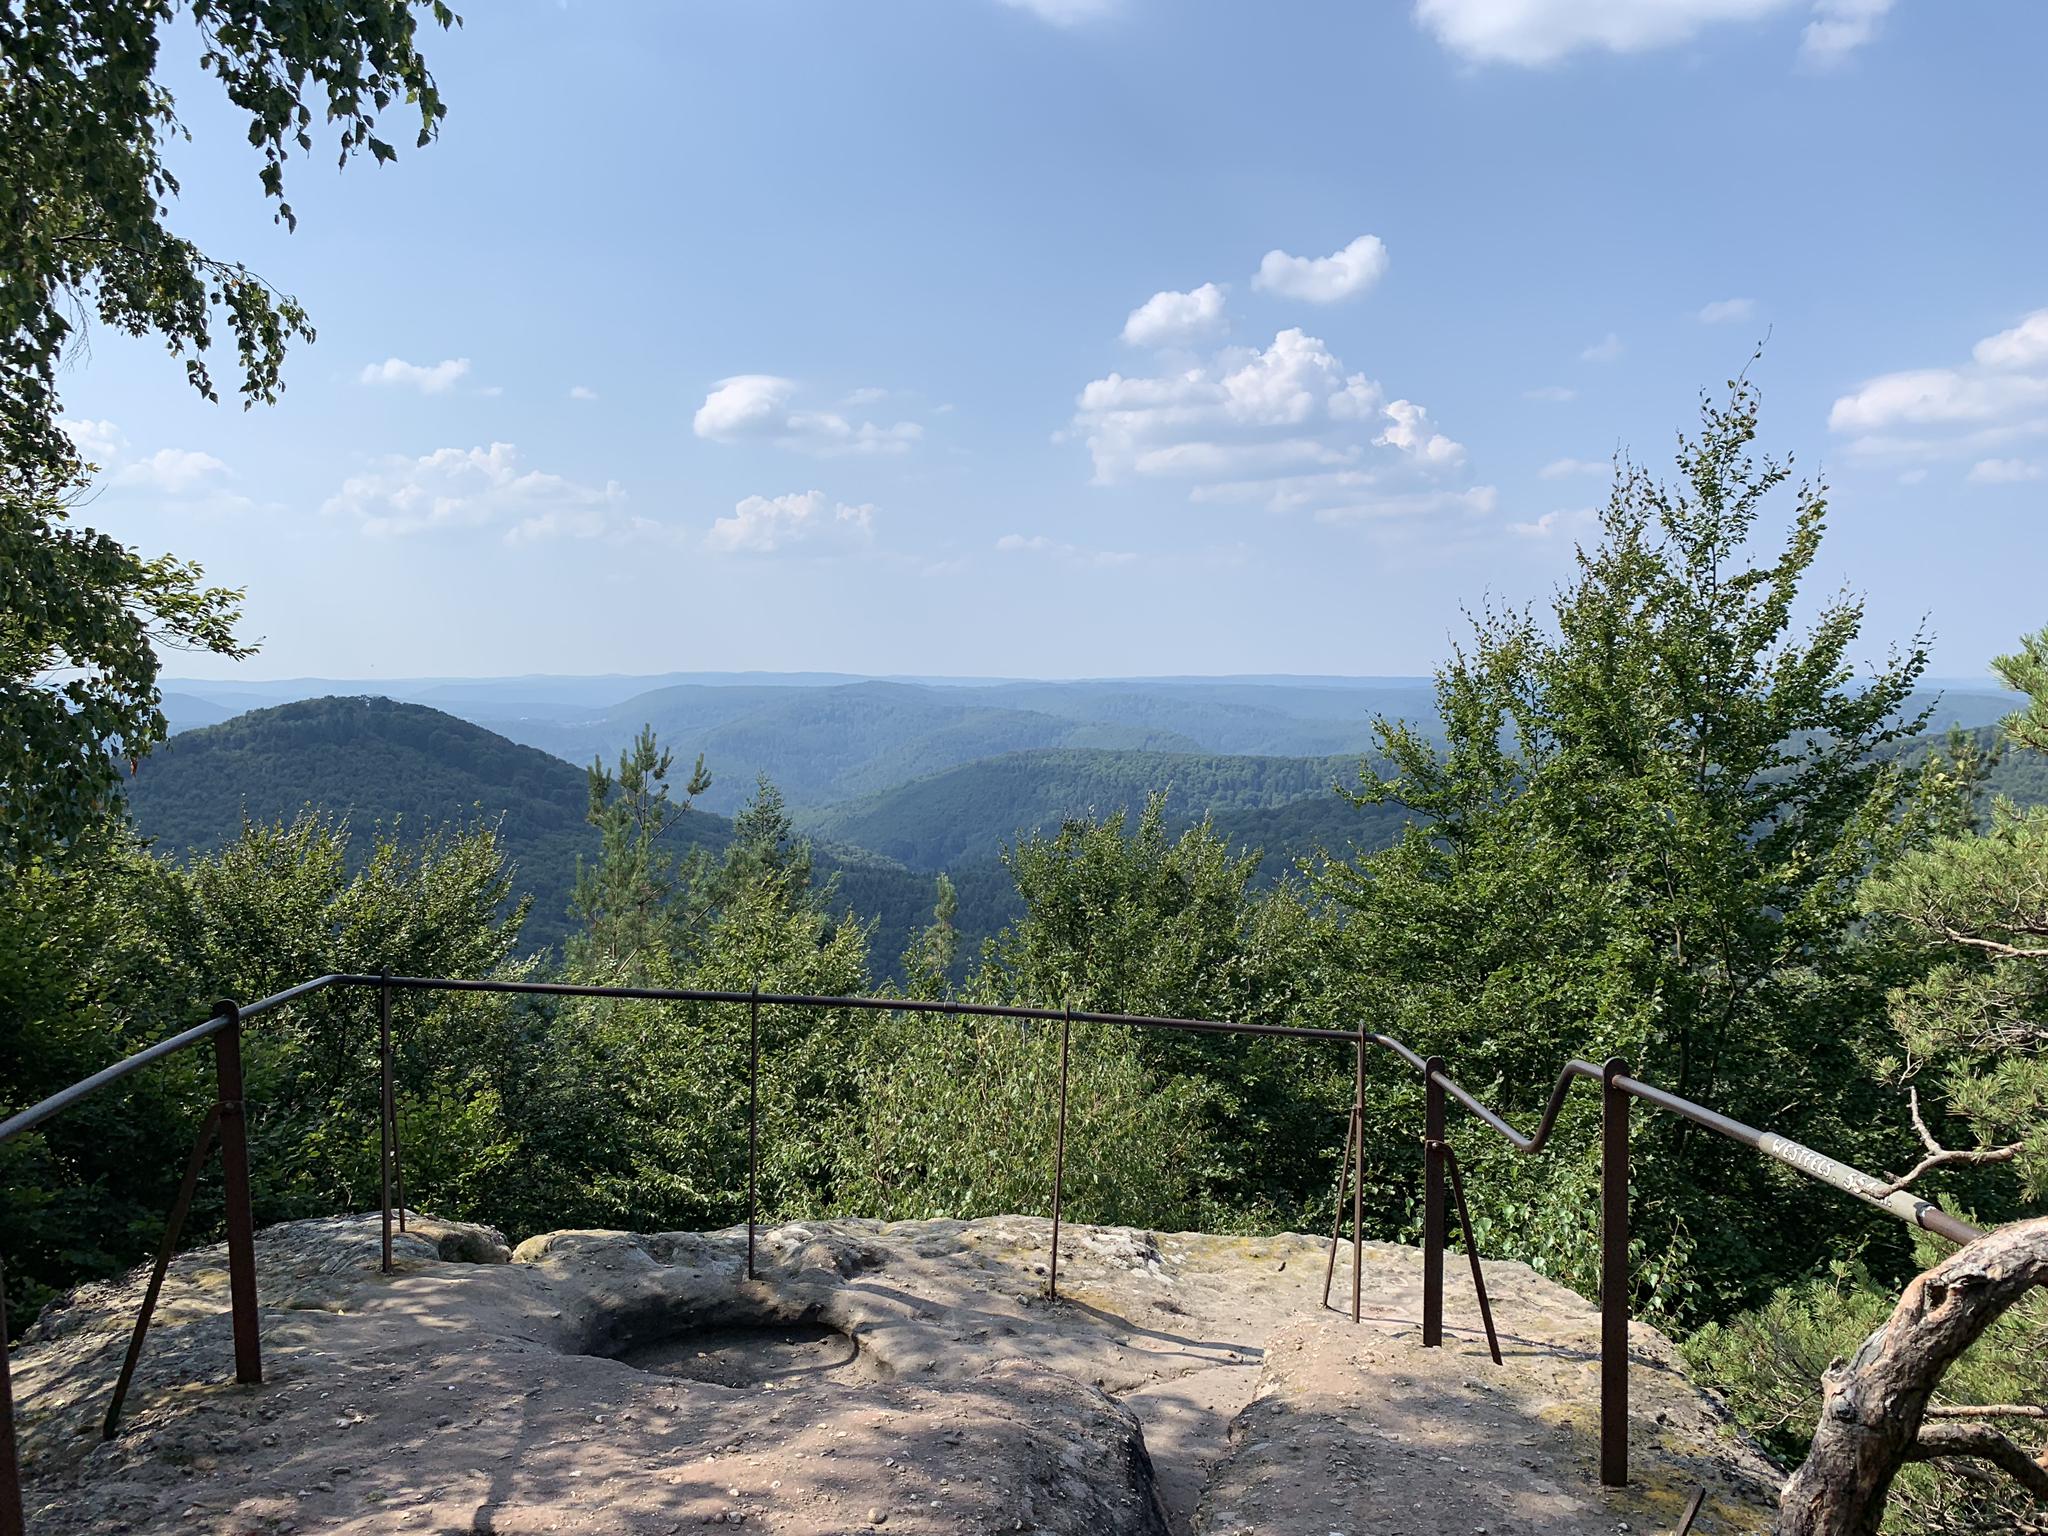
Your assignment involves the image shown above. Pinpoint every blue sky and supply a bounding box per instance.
[56,0,2048,681]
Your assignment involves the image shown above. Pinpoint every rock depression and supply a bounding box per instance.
[7,1213,1780,1534]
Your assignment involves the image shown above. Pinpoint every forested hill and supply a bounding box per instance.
[119,697,688,952]
[799,748,1400,870]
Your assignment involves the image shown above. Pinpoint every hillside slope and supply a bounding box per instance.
[798,748,1376,869]
[475,681,1204,813]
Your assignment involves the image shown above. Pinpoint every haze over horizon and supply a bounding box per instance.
[56,0,2048,682]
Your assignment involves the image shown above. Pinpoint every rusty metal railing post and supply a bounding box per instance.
[1350,1025,1366,1323]
[1601,1056,1631,1487]
[211,1001,262,1384]
[747,986,760,1281]
[1421,1055,1447,1347]
[379,971,395,1273]
[1048,1006,1072,1299]
[1,1256,22,1536]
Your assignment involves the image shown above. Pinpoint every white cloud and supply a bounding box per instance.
[58,417,126,463]
[1251,236,1389,304]
[568,384,599,401]
[693,374,795,439]
[359,356,472,394]
[844,386,889,406]
[1800,0,1897,65]
[117,448,228,494]
[1413,0,1884,68]
[693,375,923,456]
[1830,369,2048,432]
[322,442,624,540]
[705,491,876,555]
[996,0,1118,23]
[995,533,1137,568]
[1698,298,1757,325]
[1510,507,1599,538]
[1828,308,2048,469]
[1540,456,1608,479]
[1898,468,1929,486]
[1580,332,1625,363]
[1071,327,1474,522]
[1967,458,2044,485]
[1525,384,1577,403]
[1974,309,2048,372]
[1375,399,1466,466]
[1123,283,1228,347]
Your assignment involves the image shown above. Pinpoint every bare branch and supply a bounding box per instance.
[1879,1140,2022,1197]
[1924,1404,2048,1421]
[1904,1422,2048,1500]
[1942,927,2048,962]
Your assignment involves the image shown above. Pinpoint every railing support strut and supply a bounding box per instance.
[1048,1007,1072,1300]
[212,1001,262,1385]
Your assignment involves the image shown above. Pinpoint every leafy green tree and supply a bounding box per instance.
[1860,627,2048,1208]
[2,461,249,862]
[1,808,531,1323]
[1325,375,1940,1320]
[1,1,457,857]
[901,873,960,996]
[973,796,1352,1228]
[567,727,711,980]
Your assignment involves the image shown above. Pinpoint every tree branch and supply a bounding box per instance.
[1904,1422,2048,1500]
[1924,1404,2048,1420]
[1877,1085,2024,1195]
[1942,927,2048,962]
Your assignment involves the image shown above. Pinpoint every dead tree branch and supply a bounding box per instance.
[1877,1087,2025,1196]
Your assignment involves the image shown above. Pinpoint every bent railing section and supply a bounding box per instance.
[0,973,1986,1534]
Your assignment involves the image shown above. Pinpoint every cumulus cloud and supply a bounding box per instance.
[1251,236,1389,304]
[1829,308,2048,467]
[995,533,1137,568]
[705,491,876,555]
[359,356,472,394]
[1974,309,2048,372]
[1698,298,1757,324]
[323,442,625,541]
[1967,458,2044,484]
[1123,283,1228,347]
[693,375,923,456]
[117,448,228,494]
[1376,400,1465,466]
[1072,327,1476,521]
[1413,0,1886,67]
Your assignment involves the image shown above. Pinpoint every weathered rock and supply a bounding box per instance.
[6,1213,1779,1535]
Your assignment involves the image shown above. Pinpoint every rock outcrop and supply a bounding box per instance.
[6,1213,1780,1534]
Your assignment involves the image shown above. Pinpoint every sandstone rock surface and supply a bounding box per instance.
[7,1213,1779,1534]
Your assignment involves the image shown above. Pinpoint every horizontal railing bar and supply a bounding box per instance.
[0,976,346,1148]
[5,969,1984,1245]
[1614,1074,1984,1244]
[0,1014,229,1147]
[331,975,1356,1042]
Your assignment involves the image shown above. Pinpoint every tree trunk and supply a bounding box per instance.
[1778,1215,2048,1536]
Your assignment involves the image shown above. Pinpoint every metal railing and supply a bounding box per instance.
[0,971,1986,1535]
